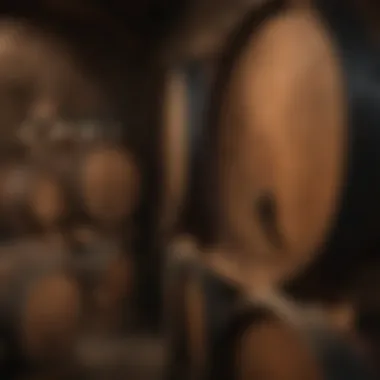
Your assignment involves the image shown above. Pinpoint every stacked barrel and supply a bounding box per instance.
[0,7,173,377]
[0,123,141,378]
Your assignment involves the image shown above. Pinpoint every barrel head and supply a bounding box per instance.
[0,163,68,235]
[0,241,81,375]
[21,273,82,363]
[81,146,140,225]
[210,3,347,289]
[29,173,67,229]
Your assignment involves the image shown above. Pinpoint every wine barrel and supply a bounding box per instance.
[163,242,377,379]
[80,145,140,227]
[30,141,141,232]
[0,239,82,377]
[0,163,66,236]
[191,0,345,289]
[0,236,139,378]
[0,5,165,378]
[173,0,380,303]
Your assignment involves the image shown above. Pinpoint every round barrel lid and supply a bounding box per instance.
[209,3,347,290]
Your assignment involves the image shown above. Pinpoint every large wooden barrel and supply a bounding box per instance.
[169,0,380,304]
[191,0,344,288]
[163,239,378,379]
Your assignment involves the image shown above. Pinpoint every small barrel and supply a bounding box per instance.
[80,145,140,226]
[41,144,140,229]
[163,239,377,380]
[0,239,82,375]
[0,163,66,235]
